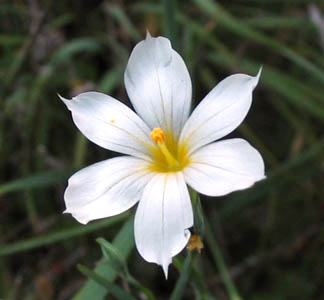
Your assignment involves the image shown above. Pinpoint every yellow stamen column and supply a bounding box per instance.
[150,128,179,168]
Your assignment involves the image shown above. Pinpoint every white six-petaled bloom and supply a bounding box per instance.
[60,33,265,278]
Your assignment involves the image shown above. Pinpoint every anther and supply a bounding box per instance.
[150,128,179,168]
[150,128,165,144]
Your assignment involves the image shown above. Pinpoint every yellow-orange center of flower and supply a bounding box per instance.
[149,128,189,172]
[150,128,166,144]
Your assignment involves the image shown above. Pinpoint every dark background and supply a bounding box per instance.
[1,0,324,299]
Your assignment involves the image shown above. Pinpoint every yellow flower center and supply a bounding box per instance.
[149,128,189,172]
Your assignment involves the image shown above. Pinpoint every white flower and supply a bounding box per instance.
[60,33,265,278]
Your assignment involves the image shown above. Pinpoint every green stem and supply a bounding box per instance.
[73,133,88,169]
[163,0,177,49]
[189,187,205,236]
[170,251,193,300]
[204,218,243,300]
[190,189,242,300]
[127,276,156,300]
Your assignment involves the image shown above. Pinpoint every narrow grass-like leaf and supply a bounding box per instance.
[204,216,242,300]
[189,188,205,236]
[73,134,88,169]
[0,169,73,196]
[175,14,324,122]
[222,139,324,218]
[164,0,177,49]
[0,213,129,256]
[132,2,162,14]
[97,68,123,93]
[99,35,129,61]
[73,216,135,300]
[50,38,101,66]
[209,54,324,120]
[127,278,156,300]
[97,237,129,277]
[173,256,216,300]
[106,5,141,41]
[78,264,137,300]
[170,252,193,300]
[192,0,324,84]
[245,16,308,29]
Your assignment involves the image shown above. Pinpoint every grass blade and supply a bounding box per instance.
[0,169,73,196]
[0,213,129,256]
[192,0,324,84]
[73,216,135,300]
[78,264,137,300]
[170,252,193,300]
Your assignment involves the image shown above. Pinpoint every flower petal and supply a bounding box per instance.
[60,92,155,160]
[134,172,193,278]
[184,138,265,197]
[180,69,261,155]
[64,156,154,224]
[124,33,192,138]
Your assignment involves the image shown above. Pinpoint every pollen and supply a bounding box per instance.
[150,128,165,144]
[110,119,115,124]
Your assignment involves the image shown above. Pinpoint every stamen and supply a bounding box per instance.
[150,128,165,144]
[150,128,179,168]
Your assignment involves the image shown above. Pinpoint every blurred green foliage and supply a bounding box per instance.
[0,0,324,299]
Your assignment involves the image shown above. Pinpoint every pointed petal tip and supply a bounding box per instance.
[58,93,66,101]
[249,66,262,90]
[256,66,263,80]
[248,173,267,188]
[58,93,70,106]
[63,209,89,225]
[74,215,89,225]
[145,30,152,40]
[79,219,89,225]
[162,262,169,280]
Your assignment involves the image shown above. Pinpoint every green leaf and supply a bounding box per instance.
[0,213,129,256]
[170,252,193,300]
[96,237,129,277]
[0,169,73,196]
[244,16,307,29]
[97,68,123,93]
[222,139,324,218]
[192,0,324,84]
[73,216,135,300]
[164,0,178,49]
[173,256,219,300]
[208,54,324,121]
[204,218,242,300]
[77,264,137,300]
[106,5,141,41]
[50,38,101,66]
